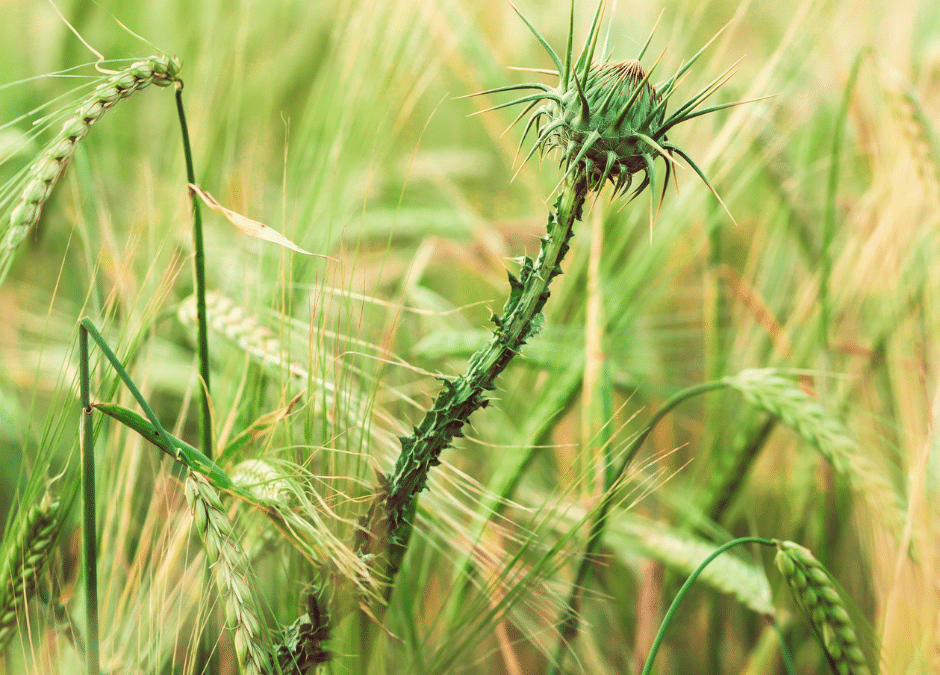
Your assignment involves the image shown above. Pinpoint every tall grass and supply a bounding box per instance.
[0,0,938,674]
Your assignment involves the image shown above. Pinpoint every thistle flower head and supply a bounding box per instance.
[466,1,762,219]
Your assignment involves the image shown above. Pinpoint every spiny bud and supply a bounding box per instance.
[463,0,760,223]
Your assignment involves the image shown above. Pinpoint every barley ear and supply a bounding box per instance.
[775,540,876,675]
[185,473,272,675]
[0,490,62,652]
[879,60,940,196]
[724,368,904,533]
[0,54,181,286]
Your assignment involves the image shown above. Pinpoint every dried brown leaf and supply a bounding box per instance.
[190,183,330,258]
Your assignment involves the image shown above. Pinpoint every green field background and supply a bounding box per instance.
[1,0,938,673]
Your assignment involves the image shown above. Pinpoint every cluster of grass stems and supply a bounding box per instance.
[1,1,938,674]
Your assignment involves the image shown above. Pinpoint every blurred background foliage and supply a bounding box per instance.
[0,0,939,673]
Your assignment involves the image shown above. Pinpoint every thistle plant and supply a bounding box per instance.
[361,0,751,618]
[467,2,756,219]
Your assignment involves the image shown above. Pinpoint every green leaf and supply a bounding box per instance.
[93,403,238,494]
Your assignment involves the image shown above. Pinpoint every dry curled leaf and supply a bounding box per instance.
[190,183,331,258]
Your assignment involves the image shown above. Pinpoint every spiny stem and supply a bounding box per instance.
[362,170,591,602]
[78,325,100,675]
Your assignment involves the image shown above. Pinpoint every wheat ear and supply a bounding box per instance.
[185,473,271,675]
[0,54,181,284]
[775,540,874,675]
[0,490,61,652]
[724,369,903,531]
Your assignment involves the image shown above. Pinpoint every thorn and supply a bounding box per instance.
[511,119,565,182]
[636,10,664,62]
[562,0,575,89]
[454,83,552,100]
[507,66,559,75]
[578,0,608,84]
[572,67,591,125]
[612,48,666,131]
[664,142,737,224]
[466,93,557,118]
[501,100,540,139]
[508,1,564,74]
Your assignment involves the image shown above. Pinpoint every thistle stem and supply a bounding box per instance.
[365,171,590,596]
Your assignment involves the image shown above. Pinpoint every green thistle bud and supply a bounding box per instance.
[465,1,765,219]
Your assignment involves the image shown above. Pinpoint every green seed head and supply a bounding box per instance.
[468,1,757,219]
[152,54,183,86]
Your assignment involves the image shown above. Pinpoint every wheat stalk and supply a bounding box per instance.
[879,60,940,196]
[185,472,271,675]
[723,369,904,531]
[775,540,874,675]
[0,489,61,652]
[0,54,181,284]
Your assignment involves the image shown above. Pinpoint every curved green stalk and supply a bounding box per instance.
[174,90,216,672]
[174,86,213,461]
[78,326,100,675]
[549,379,727,673]
[641,537,777,675]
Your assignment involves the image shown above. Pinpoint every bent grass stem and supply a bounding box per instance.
[79,326,100,675]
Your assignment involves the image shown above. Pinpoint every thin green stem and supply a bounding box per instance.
[640,537,777,675]
[549,379,727,673]
[80,317,223,673]
[175,85,212,460]
[78,325,100,675]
